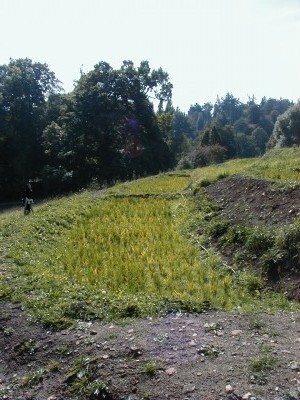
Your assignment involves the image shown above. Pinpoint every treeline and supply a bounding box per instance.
[0,58,297,200]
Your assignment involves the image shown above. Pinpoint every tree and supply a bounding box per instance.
[251,127,269,154]
[213,93,243,125]
[268,103,300,148]
[52,60,173,187]
[0,58,61,198]
[235,132,256,158]
[198,125,236,159]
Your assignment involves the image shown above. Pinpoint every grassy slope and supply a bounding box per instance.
[0,148,299,329]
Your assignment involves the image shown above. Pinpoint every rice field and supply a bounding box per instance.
[1,147,299,327]
[105,172,191,195]
[62,197,233,308]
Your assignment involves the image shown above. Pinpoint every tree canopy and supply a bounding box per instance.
[0,58,297,200]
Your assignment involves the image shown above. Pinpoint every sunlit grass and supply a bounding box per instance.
[191,147,300,188]
[191,158,256,188]
[246,147,300,182]
[106,172,191,195]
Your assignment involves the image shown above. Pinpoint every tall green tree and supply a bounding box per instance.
[213,93,243,125]
[48,60,173,187]
[0,58,61,197]
[268,103,300,148]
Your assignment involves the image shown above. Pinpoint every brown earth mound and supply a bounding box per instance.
[205,175,300,228]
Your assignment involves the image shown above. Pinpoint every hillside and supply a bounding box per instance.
[1,148,300,400]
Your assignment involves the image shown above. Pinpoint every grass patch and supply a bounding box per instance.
[143,360,164,375]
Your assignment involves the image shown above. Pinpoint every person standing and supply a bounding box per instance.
[23,182,33,214]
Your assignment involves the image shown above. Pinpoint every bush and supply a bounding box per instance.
[275,221,300,272]
[207,218,230,238]
[245,229,275,256]
[220,225,250,247]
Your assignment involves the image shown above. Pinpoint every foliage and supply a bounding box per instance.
[0,54,295,200]
[0,58,61,198]
[46,60,174,189]
[268,103,300,148]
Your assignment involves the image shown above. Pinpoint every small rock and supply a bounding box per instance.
[129,346,142,358]
[165,367,176,375]
[188,340,197,346]
[289,361,300,370]
[242,393,252,400]
[183,384,195,394]
[90,330,97,335]
[225,384,233,393]
[291,377,300,384]
[231,329,242,336]
[47,397,57,400]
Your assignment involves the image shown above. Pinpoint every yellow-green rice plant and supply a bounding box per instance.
[62,197,235,309]
[106,173,191,195]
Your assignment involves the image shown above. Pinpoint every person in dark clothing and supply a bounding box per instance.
[23,183,33,214]
[24,183,33,198]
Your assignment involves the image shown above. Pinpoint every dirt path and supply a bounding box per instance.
[1,302,300,400]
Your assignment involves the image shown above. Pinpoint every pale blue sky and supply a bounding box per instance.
[0,0,299,111]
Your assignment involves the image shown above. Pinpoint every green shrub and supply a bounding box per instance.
[245,229,275,255]
[221,225,250,247]
[207,218,230,238]
[276,221,300,272]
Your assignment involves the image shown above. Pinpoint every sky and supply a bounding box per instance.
[0,0,300,112]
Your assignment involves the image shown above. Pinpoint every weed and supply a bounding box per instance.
[20,368,45,388]
[249,319,266,332]
[2,326,15,336]
[249,349,277,373]
[197,344,224,357]
[66,356,110,398]
[55,344,73,357]
[250,357,272,372]
[15,338,36,355]
[143,360,164,375]
[276,221,300,273]
[245,229,275,255]
[220,225,250,247]
[243,274,264,294]
[47,360,60,372]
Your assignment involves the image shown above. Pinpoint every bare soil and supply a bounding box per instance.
[1,175,300,400]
